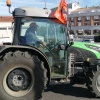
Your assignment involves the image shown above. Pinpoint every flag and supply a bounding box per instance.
[54,0,68,24]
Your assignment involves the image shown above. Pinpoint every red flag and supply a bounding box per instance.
[54,0,68,24]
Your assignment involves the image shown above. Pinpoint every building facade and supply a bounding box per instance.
[0,16,13,38]
[67,3,100,36]
[1,3,100,39]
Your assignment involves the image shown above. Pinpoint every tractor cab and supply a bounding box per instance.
[11,7,70,78]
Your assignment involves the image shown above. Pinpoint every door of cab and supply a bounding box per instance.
[43,24,68,78]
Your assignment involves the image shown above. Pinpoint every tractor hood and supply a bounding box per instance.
[73,42,100,48]
[72,41,100,58]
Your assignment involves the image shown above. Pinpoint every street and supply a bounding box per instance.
[40,81,100,100]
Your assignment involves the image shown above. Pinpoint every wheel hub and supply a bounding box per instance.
[13,75,24,86]
[7,69,31,91]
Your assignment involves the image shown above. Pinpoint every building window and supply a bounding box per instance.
[78,17,81,22]
[85,22,90,25]
[94,22,99,25]
[94,15,99,25]
[93,30,100,35]
[86,16,90,21]
[77,22,81,26]
[71,22,74,26]
[68,4,72,9]
[68,18,74,26]
[71,17,74,22]
[84,30,91,35]
[77,17,81,26]
[85,16,90,25]
[76,30,83,35]
[94,15,99,21]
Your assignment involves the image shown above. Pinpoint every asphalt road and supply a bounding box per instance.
[40,81,100,100]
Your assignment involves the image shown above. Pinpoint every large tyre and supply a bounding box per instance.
[0,50,45,100]
[86,66,100,97]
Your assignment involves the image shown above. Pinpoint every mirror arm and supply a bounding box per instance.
[8,6,13,14]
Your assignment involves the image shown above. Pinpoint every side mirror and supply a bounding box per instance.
[58,44,69,50]
[70,41,74,46]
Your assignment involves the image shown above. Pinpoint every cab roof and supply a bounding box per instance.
[14,7,55,18]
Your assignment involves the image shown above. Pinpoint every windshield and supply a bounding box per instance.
[19,17,67,46]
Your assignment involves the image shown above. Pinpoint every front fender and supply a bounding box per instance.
[0,45,51,82]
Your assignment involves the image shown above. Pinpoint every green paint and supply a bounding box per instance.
[72,42,100,58]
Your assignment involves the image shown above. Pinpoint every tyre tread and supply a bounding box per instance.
[86,66,100,97]
[0,50,48,100]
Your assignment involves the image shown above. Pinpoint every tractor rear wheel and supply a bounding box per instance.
[0,50,45,100]
[86,66,100,97]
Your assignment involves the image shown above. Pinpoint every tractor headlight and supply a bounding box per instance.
[85,44,100,52]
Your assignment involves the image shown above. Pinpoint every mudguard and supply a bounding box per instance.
[0,45,51,82]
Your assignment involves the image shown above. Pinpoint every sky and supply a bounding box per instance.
[0,0,100,15]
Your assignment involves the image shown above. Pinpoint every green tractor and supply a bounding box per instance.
[71,41,100,61]
[0,0,100,100]
[68,41,100,81]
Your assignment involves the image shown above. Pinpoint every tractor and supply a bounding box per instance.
[0,0,100,100]
[68,41,100,82]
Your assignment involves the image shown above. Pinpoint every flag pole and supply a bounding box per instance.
[44,0,47,9]
[56,0,60,6]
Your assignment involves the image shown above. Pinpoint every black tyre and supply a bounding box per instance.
[86,66,100,97]
[0,50,45,100]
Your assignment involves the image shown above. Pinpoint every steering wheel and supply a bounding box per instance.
[45,40,61,51]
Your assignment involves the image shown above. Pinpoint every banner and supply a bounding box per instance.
[54,0,68,24]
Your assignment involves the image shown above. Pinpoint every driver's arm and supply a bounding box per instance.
[32,34,46,46]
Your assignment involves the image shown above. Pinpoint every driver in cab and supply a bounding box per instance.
[25,22,46,47]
